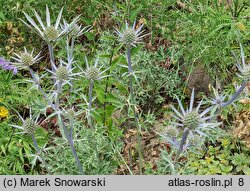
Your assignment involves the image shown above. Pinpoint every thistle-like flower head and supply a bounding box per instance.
[114,21,148,47]
[23,118,38,134]
[21,5,80,44]
[62,106,83,120]
[44,26,59,42]
[235,43,250,82]
[183,111,201,129]
[80,57,110,81]
[12,47,41,70]
[10,109,40,135]
[46,59,81,86]
[209,86,227,109]
[56,66,69,81]
[61,20,91,38]
[170,89,220,136]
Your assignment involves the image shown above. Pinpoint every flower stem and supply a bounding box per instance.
[31,133,50,174]
[28,67,55,110]
[58,113,84,174]
[87,80,100,170]
[174,128,189,165]
[48,44,56,72]
[67,36,75,92]
[55,81,62,111]
[221,81,247,108]
[88,80,94,128]
[55,81,84,174]
[87,80,100,172]
[127,47,143,174]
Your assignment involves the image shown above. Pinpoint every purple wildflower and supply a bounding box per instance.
[0,57,18,75]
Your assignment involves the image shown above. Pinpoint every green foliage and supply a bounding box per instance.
[1,0,250,175]
[0,120,49,174]
[156,149,176,175]
[133,49,182,112]
[181,135,250,175]
[46,125,123,175]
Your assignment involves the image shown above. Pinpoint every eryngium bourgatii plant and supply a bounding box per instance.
[79,56,109,128]
[12,47,42,70]
[46,59,84,174]
[12,48,54,109]
[47,59,81,87]
[170,89,220,164]
[12,48,84,174]
[221,43,249,108]
[10,110,50,173]
[21,5,79,44]
[114,21,147,47]
[115,21,148,174]
[21,5,80,72]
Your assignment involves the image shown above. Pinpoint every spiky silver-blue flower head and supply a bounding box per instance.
[170,89,220,136]
[12,47,41,70]
[21,5,80,44]
[115,21,148,47]
[80,57,110,81]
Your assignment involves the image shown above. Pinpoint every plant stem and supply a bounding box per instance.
[174,128,189,165]
[88,80,94,128]
[55,81,84,174]
[31,133,50,174]
[58,113,84,174]
[86,80,100,172]
[55,81,62,111]
[221,81,247,108]
[28,67,55,110]
[127,47,143,174]
[48,44,56,72]
[103,43,116,124]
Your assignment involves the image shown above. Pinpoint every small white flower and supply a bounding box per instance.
[114,21,148,47]
[12,47,42,70]
[170,89,220,136]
